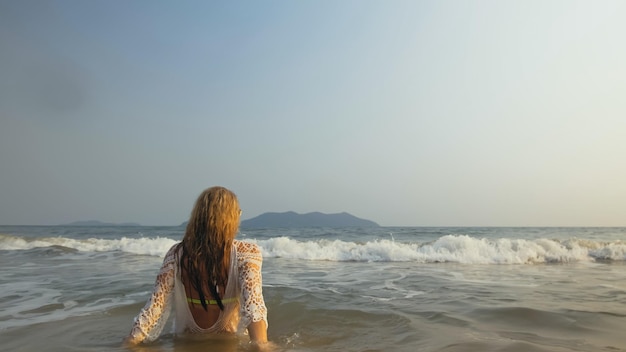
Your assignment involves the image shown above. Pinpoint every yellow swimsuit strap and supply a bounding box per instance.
[186,297,238,305]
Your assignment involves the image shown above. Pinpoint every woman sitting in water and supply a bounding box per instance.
[124,186,269,347]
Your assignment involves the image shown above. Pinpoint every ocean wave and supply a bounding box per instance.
[0,234,176,256]
[254,235,626,263]
[1,234,624,263]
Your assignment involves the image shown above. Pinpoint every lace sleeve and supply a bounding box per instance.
[128,245,177,343]
[236,241,268,330]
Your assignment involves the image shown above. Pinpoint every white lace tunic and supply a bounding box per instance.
[128,240,268,343]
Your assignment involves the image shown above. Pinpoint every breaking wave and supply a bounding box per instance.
[1,234,624,263]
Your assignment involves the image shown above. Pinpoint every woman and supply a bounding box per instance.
[124,186,269,346]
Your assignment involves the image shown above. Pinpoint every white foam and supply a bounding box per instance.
[1,233,624,263]
[254,235,626,263]
[0,234,177,257]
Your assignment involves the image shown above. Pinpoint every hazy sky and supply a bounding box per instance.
[1,0,625,226]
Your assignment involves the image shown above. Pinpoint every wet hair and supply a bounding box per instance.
[177,186,240,310]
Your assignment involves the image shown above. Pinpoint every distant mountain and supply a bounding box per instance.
[240,211,379,228]
[63,220,141,227]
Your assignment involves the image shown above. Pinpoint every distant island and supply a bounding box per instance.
[65,212,378,228]
[62,220,141,227]
[240,211,379,228]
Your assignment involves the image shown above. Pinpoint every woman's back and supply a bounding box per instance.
[172,242,241,334]
[170,240,267,334]
[182,276,225,329]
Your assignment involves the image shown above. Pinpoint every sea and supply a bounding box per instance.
[0,226,625,352]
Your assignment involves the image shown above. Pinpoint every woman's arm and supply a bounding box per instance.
[124,245,177,345]
[237,242,269,343]
[247,320,268,343]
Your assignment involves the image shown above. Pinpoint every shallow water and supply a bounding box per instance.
[0,226,625,351]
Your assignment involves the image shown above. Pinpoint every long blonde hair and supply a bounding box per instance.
[178,186,240,310]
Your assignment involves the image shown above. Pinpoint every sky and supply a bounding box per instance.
[1,0,625,227]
